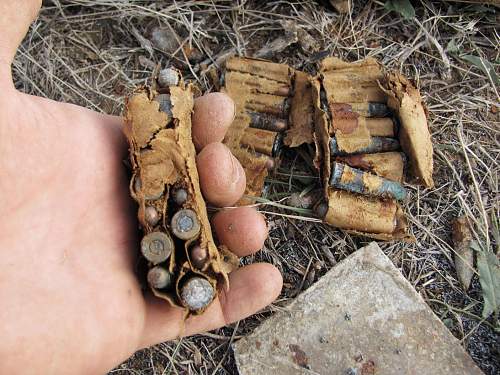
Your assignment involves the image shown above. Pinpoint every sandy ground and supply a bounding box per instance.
[13,1,499,374]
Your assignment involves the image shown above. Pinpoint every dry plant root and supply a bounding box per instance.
[124,68,237,315]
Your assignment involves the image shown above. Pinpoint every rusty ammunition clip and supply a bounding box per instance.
[222,57,294,203]
[123,68,238,314]
[219,56,433,242]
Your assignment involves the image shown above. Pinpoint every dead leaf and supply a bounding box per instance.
[452,216,475,291]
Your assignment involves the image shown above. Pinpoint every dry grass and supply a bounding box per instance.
[14,0,499,374]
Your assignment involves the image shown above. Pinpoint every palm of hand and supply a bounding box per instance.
[0,92,146,371]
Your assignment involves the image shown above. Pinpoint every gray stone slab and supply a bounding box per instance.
[234,242,483,375]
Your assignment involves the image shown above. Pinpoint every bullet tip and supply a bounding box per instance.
[181,277,215,310]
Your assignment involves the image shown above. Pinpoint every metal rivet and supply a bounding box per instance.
[172,188,188,205]
[171,209,201,240]
[141,231,174,264]
[158,68,180,87]
[144,206,160,226]
[190,245,208,269]
[147,266,172,289]
[180,277,215,310]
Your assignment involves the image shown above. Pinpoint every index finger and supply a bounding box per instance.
[191,92,235,151]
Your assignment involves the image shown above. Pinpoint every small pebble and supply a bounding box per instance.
[144,206,160,226]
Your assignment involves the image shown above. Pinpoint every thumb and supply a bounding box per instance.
[0,0,42,84]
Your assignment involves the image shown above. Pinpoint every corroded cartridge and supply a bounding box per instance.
[248,111,288,132]
[240,127,284,157]
[335,152,405,182]
[330,136,400,156]
[180,277,215,311]
[330,162,407,201]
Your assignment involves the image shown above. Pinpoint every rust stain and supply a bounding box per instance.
[341,165,357,183]
[362,172,383,193]
[330,103,360,134]
[337,154,373,171]
[288,344,309,368]
[255,340,262,350]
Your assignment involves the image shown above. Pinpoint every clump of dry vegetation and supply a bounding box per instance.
[14,1,498,374]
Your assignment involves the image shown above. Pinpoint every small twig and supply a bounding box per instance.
[210,321,240,375]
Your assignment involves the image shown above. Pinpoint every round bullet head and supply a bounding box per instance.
[147,266,172,289]
[172,188,188,205]
[171,209,201,240]
[180,277,215,310]
[144,206,161,226]
[158,68,180,87]
[190,245,208,269]
[141,231,174,264]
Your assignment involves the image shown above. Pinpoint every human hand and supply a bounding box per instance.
[0,1,282,374]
